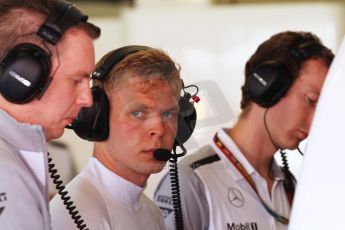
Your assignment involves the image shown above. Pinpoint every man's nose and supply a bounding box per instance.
[78,84,93,107]
[148,118,165,138]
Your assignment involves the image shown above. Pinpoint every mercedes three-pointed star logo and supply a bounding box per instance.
[228,187,244,207]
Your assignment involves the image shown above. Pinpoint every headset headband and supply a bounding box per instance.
[37,0,88,45]
[91,45,150,81]
[291,41,326,60]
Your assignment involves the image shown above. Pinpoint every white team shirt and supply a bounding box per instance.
[154,129,291,230]
[50,157,166,230]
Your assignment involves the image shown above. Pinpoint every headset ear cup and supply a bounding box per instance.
[0,43,51,104]
[175,94,197,145]
[247,61,293,108]
[70,46,152,142]
[72,86,110,141]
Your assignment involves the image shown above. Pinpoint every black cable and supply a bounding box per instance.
[263,109,295,197]
[297,146,304,156]
[263,108,279,150]
[181,79,199,98]
[169,147,184,230]
[279,149,295,197]
[183,84,199,97]
[47,152,89,230]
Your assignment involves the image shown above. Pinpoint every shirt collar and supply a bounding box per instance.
[0,109,48,187]
[211,128,285,182]
[0,109,46,150]
[87,157,144,207]
[19,150,47,187]
[271,157,285,181]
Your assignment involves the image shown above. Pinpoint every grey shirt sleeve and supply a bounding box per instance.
[154,161,209,230]
[0,166,46,230]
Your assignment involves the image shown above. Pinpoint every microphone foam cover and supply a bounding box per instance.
[153,149,172,161]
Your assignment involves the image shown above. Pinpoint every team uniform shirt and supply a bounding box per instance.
[154,129,291,230]
[50,157,166,230]
[0,110,51,230]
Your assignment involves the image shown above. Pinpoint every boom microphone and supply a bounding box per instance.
[153,149,173,161]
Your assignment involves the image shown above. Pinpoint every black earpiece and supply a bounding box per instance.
[0,43,52,103]
[247,61,293,108]
[176,91,197,145]
[247,41,326,108]
[71,45,198,148]
[70,87,110,141]
[0,0,87,104]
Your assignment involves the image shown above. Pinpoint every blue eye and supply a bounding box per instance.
[131,111,142,117]
[162,111,178,120]
[162,111,171,119]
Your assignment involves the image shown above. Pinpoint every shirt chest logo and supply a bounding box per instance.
[228,187,244,207]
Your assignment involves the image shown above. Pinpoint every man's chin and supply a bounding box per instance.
[144,161,167,174]
[285,142,300,151]
[45,128,65,141]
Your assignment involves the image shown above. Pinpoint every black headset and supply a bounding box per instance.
[0,0,88,104]
[247,41,327,108]
[71,45,198,149]
[247,40,328,200]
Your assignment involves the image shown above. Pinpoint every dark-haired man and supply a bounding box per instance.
[154,31,334,230]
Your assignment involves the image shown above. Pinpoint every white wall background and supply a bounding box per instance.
[56,2,345,199]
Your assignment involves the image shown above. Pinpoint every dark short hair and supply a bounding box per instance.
[240,31,334,110]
